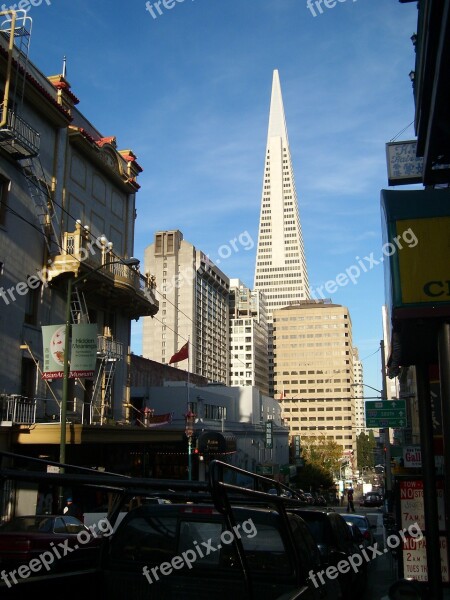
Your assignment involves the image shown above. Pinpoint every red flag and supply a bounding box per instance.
[169,342,189,364]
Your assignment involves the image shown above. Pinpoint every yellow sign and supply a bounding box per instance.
[397,217,450,304]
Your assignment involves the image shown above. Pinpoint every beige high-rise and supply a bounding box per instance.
[273,300,356,454]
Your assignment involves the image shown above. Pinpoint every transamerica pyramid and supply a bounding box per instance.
[253,70,310,395]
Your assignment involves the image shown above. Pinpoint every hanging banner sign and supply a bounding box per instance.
[265,420,273,449]
[42,324,66,379]
[70,323,97,378]
[42,323,97,380]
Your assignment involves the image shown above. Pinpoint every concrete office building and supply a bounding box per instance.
[273,300,356,454]
[253,70,310,395]
[229,279,269,396]
[142,230,230,385]
[353,348,366,436]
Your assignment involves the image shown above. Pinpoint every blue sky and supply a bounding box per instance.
[27,0,419,392]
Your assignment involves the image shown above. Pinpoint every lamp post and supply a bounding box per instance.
[58,257,140,508]
[184,410,195,481]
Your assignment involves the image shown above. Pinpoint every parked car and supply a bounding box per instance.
[363,492,383,508]
[100,502,332,600]
[343,513,376,547]
[288,508,367,599]
[0,514,103,573]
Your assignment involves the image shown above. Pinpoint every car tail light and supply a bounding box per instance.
[363,530,370,540]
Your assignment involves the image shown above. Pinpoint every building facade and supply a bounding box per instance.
[273,300,356,454]
[352,347,365,436]
[130,373,290,480]
[142,230,229,384]
[0,15,158,462]
[228,278,269,395]
[253,70,310,395]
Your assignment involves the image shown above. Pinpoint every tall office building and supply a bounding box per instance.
[352,348,365,436]
[229,279,269,395]
[253,70,310,395]
[142,230,229,384]
[273,300,356,454]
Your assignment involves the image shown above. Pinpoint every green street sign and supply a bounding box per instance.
[365,400,407,428]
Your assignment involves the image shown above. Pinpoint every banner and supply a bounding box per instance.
[42,323,97,380]
[42,324,66,379]
[70,323,97,378]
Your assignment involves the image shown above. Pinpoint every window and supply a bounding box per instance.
[20,357,35,399]
[24,277,41,325]
[0,175,9,227]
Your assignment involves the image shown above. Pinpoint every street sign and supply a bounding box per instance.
[365,400,407,428]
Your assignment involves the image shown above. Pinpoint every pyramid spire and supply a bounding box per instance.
[253,70,310,396]
[267,69,289,143]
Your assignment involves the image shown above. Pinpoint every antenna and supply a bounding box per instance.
[62,55,67,78]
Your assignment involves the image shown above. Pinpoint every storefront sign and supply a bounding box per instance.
[265,420,273,449]
[403,446,422,468]
[386,140,423,186]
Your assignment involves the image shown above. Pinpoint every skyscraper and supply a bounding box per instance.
[142,230,229,384]
[253,69,310,394]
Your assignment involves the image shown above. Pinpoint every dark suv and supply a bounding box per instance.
[94,459,349,600]
[100,502,328,599]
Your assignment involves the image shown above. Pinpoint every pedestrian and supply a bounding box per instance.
[347,488,355,513]
[63,497,83,521]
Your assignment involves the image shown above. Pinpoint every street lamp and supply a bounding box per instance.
[184,410,195,481]
[58,257,140,507]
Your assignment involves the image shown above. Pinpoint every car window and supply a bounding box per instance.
[297,514,330,546]
[328,514,352,549]
[230,521,291,575]
[109,515,178,563]
[288,514,321,573]
[53,517,67,533]
[179,521,223,566]
[37,517,53,533]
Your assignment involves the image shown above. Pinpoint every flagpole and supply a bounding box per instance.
[187,336,190,410]
[186,336,192,481]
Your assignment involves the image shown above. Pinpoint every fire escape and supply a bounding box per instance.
[0,11,60,255]
[0,11,124,426]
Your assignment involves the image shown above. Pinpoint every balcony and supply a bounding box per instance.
[47,222,159,319]
[97,335,123,360]
[0,395,36,426]
[0,106,40,159]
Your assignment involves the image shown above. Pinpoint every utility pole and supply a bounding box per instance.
[380,339,392,510]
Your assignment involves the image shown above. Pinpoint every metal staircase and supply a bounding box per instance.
[70,287,90,324]
[91,338,123,425]
[19,155,60,255]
